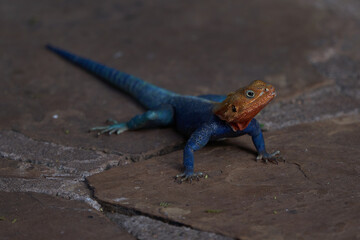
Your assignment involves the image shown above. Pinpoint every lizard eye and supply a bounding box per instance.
[231,105,237,112]
[246,90,255,98]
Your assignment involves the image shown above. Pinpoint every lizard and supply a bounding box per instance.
[46,44,281,182]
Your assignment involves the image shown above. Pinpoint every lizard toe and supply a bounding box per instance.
[257,150,282,164]
[90,123,128,135]
[175,171,204,183]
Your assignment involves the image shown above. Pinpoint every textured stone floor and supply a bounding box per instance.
[1,0,359,239]
[88,117,360,239]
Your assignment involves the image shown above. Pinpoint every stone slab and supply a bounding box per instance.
[0,192,134,240]
[2,0,360,155]
[88,116,360,239]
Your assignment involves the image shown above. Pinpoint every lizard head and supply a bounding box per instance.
[213,80,276,131]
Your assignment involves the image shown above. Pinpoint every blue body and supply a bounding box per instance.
[46,45,268,177]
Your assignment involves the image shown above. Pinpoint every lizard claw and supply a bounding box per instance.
[175,171,204,183]
[90,123,128,135]
[256,150,282,164]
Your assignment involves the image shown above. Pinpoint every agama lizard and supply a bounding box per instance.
[46,45,281,182]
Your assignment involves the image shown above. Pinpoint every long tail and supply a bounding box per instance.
[46,44,176,109]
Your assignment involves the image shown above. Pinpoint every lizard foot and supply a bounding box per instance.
[90,122,128,135]
[256,150,283,164]
[175,171,204,183]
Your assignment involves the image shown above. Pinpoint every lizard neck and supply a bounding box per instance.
[213,103,253,131]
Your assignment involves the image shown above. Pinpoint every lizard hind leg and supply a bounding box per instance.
[90,104,174,135]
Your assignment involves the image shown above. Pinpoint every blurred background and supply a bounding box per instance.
[1,0,359,135]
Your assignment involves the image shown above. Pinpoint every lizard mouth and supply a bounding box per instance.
[267,85,276,96]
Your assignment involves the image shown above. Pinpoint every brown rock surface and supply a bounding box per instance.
[88,116,360,239]
[0,192,134,240]
[1,0,360,239]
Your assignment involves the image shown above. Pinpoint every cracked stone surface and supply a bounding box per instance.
[0,130,130,178]
[1,0,360,239]
[0,192,134,240]
[88,117,360,239]
[107,213,232,240]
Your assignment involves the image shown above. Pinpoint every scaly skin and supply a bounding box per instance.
[46,45,281,182]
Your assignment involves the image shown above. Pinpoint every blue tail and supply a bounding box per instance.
[46,44,176,109]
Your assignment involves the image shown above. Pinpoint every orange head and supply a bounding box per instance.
[213,80,276,131]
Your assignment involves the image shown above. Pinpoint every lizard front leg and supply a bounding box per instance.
[175,125,212,183]
[90,104,174,135]
[247,119,282,164]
